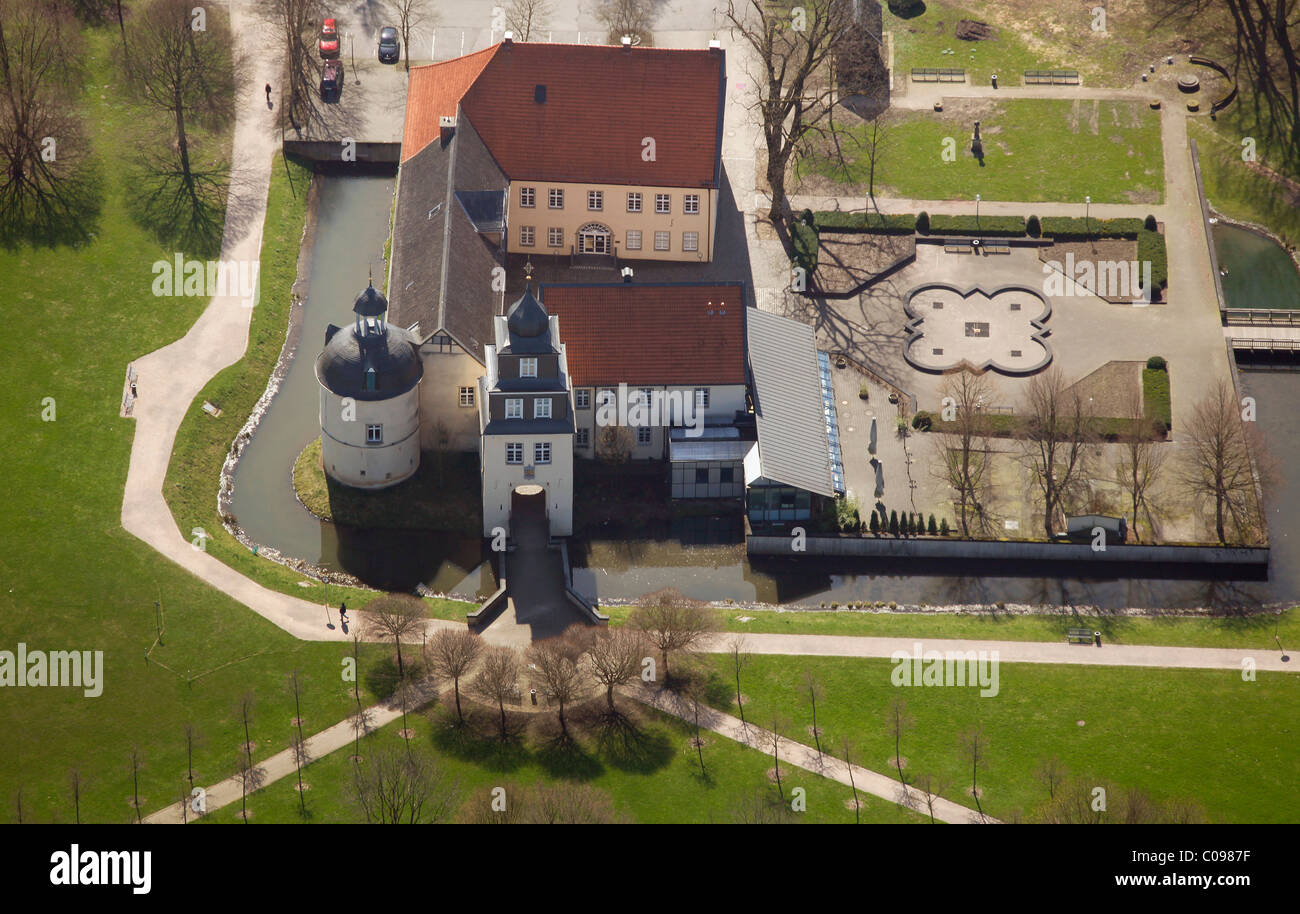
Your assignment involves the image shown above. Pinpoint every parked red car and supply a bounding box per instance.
[319,18,340,59]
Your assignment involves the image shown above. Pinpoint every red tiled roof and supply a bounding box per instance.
[401,46,496,163]
[541,284,746,388]
[403,41,724,186]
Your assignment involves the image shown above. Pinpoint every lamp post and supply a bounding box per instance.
[1085,195,1091,236]
[975,193,981,228]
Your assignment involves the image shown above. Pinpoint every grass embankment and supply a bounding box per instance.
[1191,119,1300,249]
[701,654,1299,823]
[0,26,412,825]
[799,100,1164,204]
[293,437,482,534]
[197,696,921,823]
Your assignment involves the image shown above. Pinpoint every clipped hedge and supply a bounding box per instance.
[813,211,917,234]
[928,214,1027,236]
[1138,227,1168,290]
[1143,366,1172,431]
[1040,216,1144,238]
[791,221,819,272]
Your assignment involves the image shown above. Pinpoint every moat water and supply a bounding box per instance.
[228,174,1300,610]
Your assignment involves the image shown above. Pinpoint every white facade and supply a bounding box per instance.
[480,433,575,536]
[319,386,421,489]
[570,382,748,459]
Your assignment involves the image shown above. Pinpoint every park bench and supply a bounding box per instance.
[1067,627,1097,645]
[944,241,974,254]
[912,67,965,84]
[980,241,1011,254]
[1024,69,1080,86]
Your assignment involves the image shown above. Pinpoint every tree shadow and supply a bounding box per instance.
[125,149,229,259]
[427,708,530,773]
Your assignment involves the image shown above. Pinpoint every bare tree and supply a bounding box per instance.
[126,0,237,255]
[505,0,553,41]
[1034,755,1067,801]
[959,725,988,821]
[352,743,457,824]
[768,715,792,800]
[349,704,372,764]
[595,424,635,464]
[525,636,589,740]
[585,627,649,715]
[803,671,824,760]
[472,645,522,739]
[1181,378,1264,545]
[238,692,256,765]
[841,737,860,824]
[527,782,624,823]
[935,369,999,537]
[1114,384,1166,543]
[1022,366,1095,537]
[183,722,202,793]
[912,772,950,825]
[385,0,428,72]
[728,636,751,734]
[364,593,426,681]
[628,588,719,684]
[728,785,795,824]
[68,769,83,825]
[289,731,311,816]
[726,0,852,222]
[127,747,144,824]
[0,0,100,245]
[594,0,656,46]
[887,696,914,795]
[425,628,483,725]
[267,0,323,132]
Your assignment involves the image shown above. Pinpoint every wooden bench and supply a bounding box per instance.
[944,242,974,254]
[1067,627,1096,645]
[981,241,1012,254]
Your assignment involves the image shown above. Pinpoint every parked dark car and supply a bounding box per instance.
[378,26,400,63]
[319,18,340,59]
[320,59,343,101]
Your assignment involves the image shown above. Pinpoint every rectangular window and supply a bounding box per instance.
[548,188,564,209]
[519,357,538,378]
[458,386,475,407]
[625,230,642,251]
[575,389,591,409]
[695,468,709,485]
[431,333,455,353]
[682,231,699,252]
[654,231,670,251]
[626,192,642,213]
[639,387,654,405]
[575,428,590,447]
[520,186,535,208]
[637,426,652,445]
[534,442,551,465]
[655,193,670,214]
[694,388,710,409]
[587,190,603,211]
[505,442,523,464]
[597,389,615,409]
[505,398,523,419]
[519,225,535,246]
[684,193,700,214]
[366,424,383,444]
[533,398,552,419]
[547,227,563,247]
[720,466,734,484]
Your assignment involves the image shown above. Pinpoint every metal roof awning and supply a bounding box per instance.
[669,439,755,462]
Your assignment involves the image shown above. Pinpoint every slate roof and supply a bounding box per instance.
[745,309,835,498]
[387,111,506,360]
[538,282,746,388]
[403,41,725,187]
[316,323,424,401]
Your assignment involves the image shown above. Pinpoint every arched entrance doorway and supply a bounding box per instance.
[577,222,612,255]
[510,484,548,543]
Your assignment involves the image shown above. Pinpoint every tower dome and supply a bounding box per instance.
[315,321,423,400]
[353,281,389,317]
[506,286,549,338]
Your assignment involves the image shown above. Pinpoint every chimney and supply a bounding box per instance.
[439,114,456,144]
[503,31,513,46]
[621,35,632,51]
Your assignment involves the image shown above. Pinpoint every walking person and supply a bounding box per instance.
[265,82,272,108]
[338,601,348,625]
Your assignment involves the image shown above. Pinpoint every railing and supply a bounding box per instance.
[1224,308,1300,326]
[1024,69,1080,85]
[1229,338,1300,352]
[911,67,965,83]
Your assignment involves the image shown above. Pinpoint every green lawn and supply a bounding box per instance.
[801,99,1164,204]
[885,1,1064,86]
[1191,120,1300,249]
[197,698,922,824]
[702,654,1299,823]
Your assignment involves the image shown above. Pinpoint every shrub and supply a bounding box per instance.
[888,0,925,16]
[1143,367,1172,431]
[928,514,938,535]
[859,381,870,400]
[1146,355,1167,371]
[814,211,916,234]
[911,410,933,431]
[889,510,899,536]
[1040,216,1143,239]
[869,510,881,534]
[791,221,819,274]
[1026,214,1041,237]
[915,210,930,234]
[1144,213,1159,231]
[901,513,912,536]
[1138,227,1168,292]
[940,518,950,536]
[896,416,910,436]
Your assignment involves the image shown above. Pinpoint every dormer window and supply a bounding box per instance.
[520,357,538,378]
[534,398,552,419]
[505,398,523,419]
